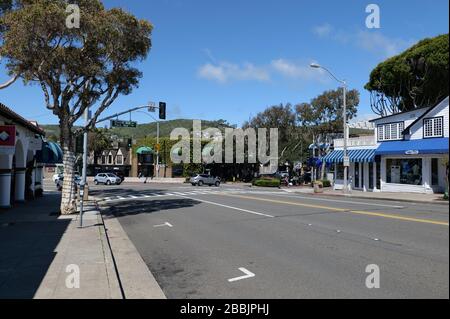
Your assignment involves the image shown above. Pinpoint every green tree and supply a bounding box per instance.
[365,34,449,116]
[0,0,152,213]
[243,104,296,165]
[296,88,360,135]
[88,128,111,165]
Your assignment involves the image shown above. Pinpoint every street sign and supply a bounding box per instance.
[110,120,137,128]
[343,156,350,167]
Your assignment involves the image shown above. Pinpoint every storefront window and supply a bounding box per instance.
[369,163,374,189]
[432,158,439,186]
[336,163,344,180]
[386,159,422,185]
[354,163,360,188]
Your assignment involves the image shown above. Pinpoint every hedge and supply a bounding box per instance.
[252,178,281,187]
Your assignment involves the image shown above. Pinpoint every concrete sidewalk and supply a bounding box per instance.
[282,186,449,205]
[0,191,165,299]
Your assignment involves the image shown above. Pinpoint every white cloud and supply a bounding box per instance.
[312,24,415,58]
[271,59,327,81]
[312,23,332,37]
[355,30,415,58]
[198,61,270,83]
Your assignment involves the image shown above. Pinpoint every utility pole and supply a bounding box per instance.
[310,63,349,193]
[79,107,90,228]
[156,120,160,178]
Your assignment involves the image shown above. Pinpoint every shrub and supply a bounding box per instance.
[253,178,281,187]
[321,180,331,188]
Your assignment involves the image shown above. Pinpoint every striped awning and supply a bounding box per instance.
[36,141,63,164]
[322,149,376,163]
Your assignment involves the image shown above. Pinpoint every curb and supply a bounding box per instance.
[94,198,166,299]
[311,192,450,206]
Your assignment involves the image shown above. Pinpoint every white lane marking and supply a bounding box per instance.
[228,268,255,282]
[129,195,139,199]
[153,222,173,228]
[174,194,274,218]
[117,196,127,200]
[267,193,405,209]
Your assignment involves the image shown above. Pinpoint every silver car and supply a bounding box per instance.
[190,174,221,187]
[94,173,122,185]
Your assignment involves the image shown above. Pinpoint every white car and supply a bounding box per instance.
[94,173,122,185]
[53,173,62,183]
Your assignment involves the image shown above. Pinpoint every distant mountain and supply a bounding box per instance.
[40,119,234,140]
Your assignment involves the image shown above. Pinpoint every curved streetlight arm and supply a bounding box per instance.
[318,65,346,86]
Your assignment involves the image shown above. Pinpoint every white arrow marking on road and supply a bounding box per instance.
[228,268,255,282]
[153,222,173,228]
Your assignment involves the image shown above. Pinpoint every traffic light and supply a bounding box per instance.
[159,102,166,120]
[127,138,132,148]
[75,135,83,154]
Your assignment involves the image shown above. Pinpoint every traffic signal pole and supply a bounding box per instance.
[77,102,166,228]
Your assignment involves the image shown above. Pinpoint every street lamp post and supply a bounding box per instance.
[310,63,349,193]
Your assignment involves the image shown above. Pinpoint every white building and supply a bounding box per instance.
[0,102,46,208]
[323,134,379,192]
[372,97,449,194]
[323,97,449,194]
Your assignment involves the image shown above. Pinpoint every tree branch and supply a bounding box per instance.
[0,73,19,90]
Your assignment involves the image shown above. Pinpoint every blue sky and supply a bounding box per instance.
[0,0,448,127]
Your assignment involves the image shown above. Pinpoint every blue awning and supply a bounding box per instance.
[323,149,376,163]
[36,141,63,164]
[375,138,449,156]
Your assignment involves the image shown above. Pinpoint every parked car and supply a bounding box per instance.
[53,173,63,183]
[94,173,122,185]
[56,175,81,191]
[189,174,221,187]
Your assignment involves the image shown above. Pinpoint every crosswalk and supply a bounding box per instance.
[99,188,284,203]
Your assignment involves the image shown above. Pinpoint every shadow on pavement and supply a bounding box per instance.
[0,193,70,299]
[102,198,200,218]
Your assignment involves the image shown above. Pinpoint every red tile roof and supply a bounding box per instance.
[0,102,46,136]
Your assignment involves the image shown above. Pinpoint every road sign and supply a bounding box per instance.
[343,156,350,167]
[155,143,161,152]
[110,120,137,128]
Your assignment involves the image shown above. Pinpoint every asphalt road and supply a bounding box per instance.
[91,182,449,299]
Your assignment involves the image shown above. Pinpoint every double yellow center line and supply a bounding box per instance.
[220,193,449,226]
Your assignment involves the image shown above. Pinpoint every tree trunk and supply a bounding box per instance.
[60,120,77,215]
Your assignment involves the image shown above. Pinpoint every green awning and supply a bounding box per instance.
[36,141,63,164]
[136,146,154,155]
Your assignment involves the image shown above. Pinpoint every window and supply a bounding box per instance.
[336,163,345,180]
[116,155,123,165]
[432,158,439,186]
[377,122,404,141]
[108,155,113,164]
[354,163,360,188]
[369,163,374,189]
[386,159,422,185]
[424,117,444,138]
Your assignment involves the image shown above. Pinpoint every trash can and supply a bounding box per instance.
[313,181,324,193]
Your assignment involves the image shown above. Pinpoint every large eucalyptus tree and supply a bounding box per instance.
[0,0,152,213]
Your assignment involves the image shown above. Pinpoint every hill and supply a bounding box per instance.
[40,119,234,140]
